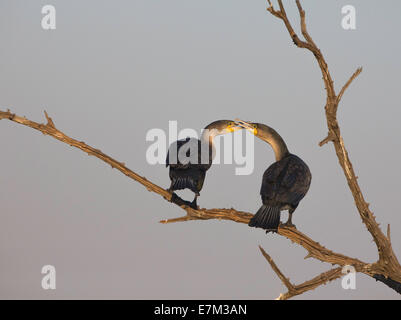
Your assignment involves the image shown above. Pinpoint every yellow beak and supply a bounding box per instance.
[227,124,241,132]
[234,118,257,135]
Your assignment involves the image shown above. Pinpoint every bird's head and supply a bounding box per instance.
[204,120,243,136]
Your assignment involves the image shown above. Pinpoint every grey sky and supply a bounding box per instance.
[0,0,400,299]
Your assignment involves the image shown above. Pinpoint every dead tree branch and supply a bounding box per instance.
[0,108,399,297]
[259,246,343,300]
[263,0,401,296]
[0,1,400,299]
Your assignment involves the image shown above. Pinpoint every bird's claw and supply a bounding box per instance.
[281,222,296,229]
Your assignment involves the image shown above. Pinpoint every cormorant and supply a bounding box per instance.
[166,120,241,209]
[235,119,311,232]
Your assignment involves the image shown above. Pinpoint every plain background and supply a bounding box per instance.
[0,0,400,299]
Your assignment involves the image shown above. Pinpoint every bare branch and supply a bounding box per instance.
[44,110,56,128]
[265,0,401,295]
[0,109,172,201]
[266,0,283,19]
[387,224,391,242]
[318,133,335,147]
[259,246,343,300]
[278,267,343,300]
[1,107,400,297]
[266,1,314,50]
[267,1,334,101]
[337,67,363,104]
[0,1,400,299]
[259,246,295,293]
[295,0,317,48]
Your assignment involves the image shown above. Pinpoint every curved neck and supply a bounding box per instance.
[200,128,219,146]
[200,129,218,160]
[256,124,289,161]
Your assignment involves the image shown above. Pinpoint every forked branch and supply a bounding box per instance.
[264,0,401,296]
[0,0,400,299]
[259,246,343,300]
[0,108,399,297]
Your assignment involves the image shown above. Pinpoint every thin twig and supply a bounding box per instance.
[259,246,343,300]
[337,67,363,104]
[259,246,295,293]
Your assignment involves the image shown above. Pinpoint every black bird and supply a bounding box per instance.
[235,119,311,232]
[166,120,241,209]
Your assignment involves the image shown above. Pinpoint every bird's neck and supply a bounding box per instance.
[258,127,289,161]
[200,129,219,160]
[200,129,218,146]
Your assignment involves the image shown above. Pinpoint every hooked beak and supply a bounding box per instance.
[226,122,242,132]
[234,118,258,135]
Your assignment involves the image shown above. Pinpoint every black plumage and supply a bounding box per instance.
[166,120,240,208]
[166,138,211,202]
[235,120,311,232]
[250,154,311,232]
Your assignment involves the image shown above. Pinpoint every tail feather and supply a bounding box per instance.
[249,205,280,232]
[170,175,198,193]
